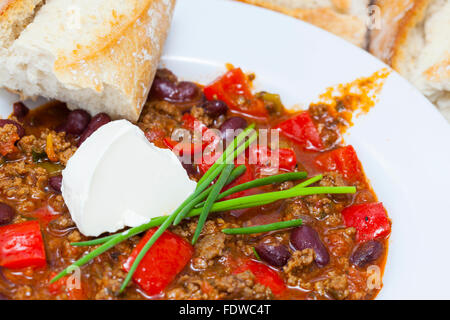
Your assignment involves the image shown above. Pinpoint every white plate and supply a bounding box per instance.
[1,0,450,299]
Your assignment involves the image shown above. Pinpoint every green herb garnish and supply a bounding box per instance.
[252,247,261,261]
[32,149,47,163]
[222,219,303,235]
[192,163,235,244]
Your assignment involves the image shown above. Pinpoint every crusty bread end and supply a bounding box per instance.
[237,0,370,47]
[0,0,175,122]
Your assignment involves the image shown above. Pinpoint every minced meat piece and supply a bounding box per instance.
[0,161,48,212]
[167,271,272,300]
[0,124,20,156]
[283,249,315,286]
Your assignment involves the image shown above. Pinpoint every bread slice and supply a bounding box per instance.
[0,0,175,121]
[237,0,370,47]
[0,0,45,49]
[370,0,450,121]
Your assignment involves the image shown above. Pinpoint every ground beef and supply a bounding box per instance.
[324,227,356,258]
[0,161,48,212]
[0,124,20,156]
[314,272,349,300]
[190,106,213,127]
[167,271,272,300]
[138,101,182,136]
[283,249,315,286]
[319,172,347,187]
[18,130,76,166]
[193,233,226,269]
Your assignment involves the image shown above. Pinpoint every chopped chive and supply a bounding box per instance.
[195,172,307,208]
[291,174,323,189]
[190,186,356,215]
[222,219,303,235]
[252,247,261,261]
[192,163,235,244]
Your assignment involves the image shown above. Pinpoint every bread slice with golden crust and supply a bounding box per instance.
[0,0,45,49]
[370,0,450,121]
[237,0,370,47]
[0,0,175,122]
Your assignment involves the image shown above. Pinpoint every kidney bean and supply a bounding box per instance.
[151,77,200,103]
[0,292,8,300]
[181,161,197,176]
[64,109,91,135]
[0,119,25,138]
[12,102,29,119]
[219,117,248,141]
[0,203,15,226]
[203,100,228,117]
[350,240,383,268]
[175,82,200,102]
[48,175,63,193]
[78,113,111,146]
[255,243,291,267]
[290,226,330,267]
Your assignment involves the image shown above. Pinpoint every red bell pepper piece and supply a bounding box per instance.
[48,272,86,300]
[249,146,297,172]
[204,68,268,119]
[144,128,166,148]
[0,220,46,269]
[315,145,363,183]
[163,137,204,156]
[275,111,323,150]
[165,115,220,157]
[342,202,391,242]
[234,259,286,296]
[123,228,193,296]
[31,205,59,226]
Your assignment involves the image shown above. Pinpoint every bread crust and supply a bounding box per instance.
[54,0,175,121]
[237,0,368,47]
[369,0,431,68]
[0,0,175,122]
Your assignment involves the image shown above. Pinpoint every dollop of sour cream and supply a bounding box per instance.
[62,120,197,237]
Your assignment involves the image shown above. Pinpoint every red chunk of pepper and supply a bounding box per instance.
[0,220,46,269]
[123,228,193,297]
[164,114,219,157]
[204,68,268,120]
[315,145,363,183]
[234,259,286,296]
[249,146,297,173]
[275,111,323,150]
[342,202,391,242]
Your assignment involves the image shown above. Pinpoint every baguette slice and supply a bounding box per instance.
[370,0,450,121]
[0,0,175,121]
[237,0,370,47]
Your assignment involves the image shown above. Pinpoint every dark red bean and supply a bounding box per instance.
[150,76,200,103]
[290,226,330,267]
[0,119,25,138]
[203,100,228,117]
[219,117,248,141]
[0,292,8,300]
[48,175,63,193]
[0,203,15,226]
[255,243,291,267]
[350,240,383,268]
[78,113,111,146]
[64,109,91,135]
[151,77,177,100]
[12,102,29,119]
